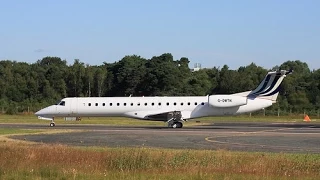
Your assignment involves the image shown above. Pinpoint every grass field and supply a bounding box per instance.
[0,142,319,180]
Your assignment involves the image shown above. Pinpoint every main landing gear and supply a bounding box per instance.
[167,111,184,128]
[168,121,183,128]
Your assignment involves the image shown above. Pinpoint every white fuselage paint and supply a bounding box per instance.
[37,96,272,121]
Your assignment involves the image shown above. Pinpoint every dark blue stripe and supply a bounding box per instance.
[252,74,271,94]
[253,75,280,95]
[261,85,281,96]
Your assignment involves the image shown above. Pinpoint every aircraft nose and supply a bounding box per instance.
[34,110,40,116]
[35,106,55,117]
[35,109,44,116]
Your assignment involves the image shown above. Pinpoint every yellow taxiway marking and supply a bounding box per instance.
[0,129,85,145]
[204,127,320,151]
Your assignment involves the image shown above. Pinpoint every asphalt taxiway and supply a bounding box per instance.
[1,122,320,153]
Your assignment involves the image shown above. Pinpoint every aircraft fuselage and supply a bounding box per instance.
[36,96,272,121]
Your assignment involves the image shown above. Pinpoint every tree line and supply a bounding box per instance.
[0,53,319,116]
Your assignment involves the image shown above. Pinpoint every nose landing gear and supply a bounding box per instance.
[49,118,55,127]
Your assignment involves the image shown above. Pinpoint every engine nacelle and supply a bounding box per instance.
[208,95,247,108]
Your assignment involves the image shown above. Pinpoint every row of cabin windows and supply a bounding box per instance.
[87,102,206,107]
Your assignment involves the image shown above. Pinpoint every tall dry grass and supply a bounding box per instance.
[0,142,319,179]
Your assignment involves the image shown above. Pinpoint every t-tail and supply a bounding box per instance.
[247,69,293,102]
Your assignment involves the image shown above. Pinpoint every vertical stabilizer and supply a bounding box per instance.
[248,70,292,102]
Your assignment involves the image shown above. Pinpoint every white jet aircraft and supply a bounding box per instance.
[35,69,292,128]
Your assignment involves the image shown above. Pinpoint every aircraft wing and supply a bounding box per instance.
[124,110,192,121]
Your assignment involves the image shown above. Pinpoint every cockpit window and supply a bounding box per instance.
[59,101,65,106]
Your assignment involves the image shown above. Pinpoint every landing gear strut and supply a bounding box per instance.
[167,111,184,128]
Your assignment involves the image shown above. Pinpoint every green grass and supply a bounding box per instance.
[0,143,319,180]
[0,114,166,126]
[0,114,318,126]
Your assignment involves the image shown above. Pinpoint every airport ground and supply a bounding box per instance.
[2,122,320,153]
[0,115,319,179]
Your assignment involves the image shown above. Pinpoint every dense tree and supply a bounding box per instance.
[0,54,319,115]
[184,70,211,95]
[93,66,107,97]
[110,55,146,96]
[66,59,86,97]
[217,65,240,94]
[237,63,268,92]
[142,53,183,96]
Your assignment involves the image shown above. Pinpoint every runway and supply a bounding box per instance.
[1,122,320,153]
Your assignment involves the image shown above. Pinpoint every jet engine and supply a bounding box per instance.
[208,95,247,108]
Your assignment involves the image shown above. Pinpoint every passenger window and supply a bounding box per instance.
[152,102,155,106]
[138,103,140,106]
[144,103,147,106]
[95,103,98,106]
[188,102,190,105]
[167,102,169,106]
[124,103,127,106]
[131,103,133,106]
[158,102,161,106]
[117,103,120,106]
[195,102,198,105]
[181,102,184,106]
[174,102,177,106]
[102,103,105,106]
[110,103,113,106]
[88,103,91,106]
[201,102,205,105]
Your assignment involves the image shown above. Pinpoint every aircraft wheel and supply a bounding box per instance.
[49,122,55,127]
[171,122,183,128]
[168,121,183,128]
[176,122,183,128]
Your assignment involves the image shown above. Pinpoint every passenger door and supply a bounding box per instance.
[69,98,78,116]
